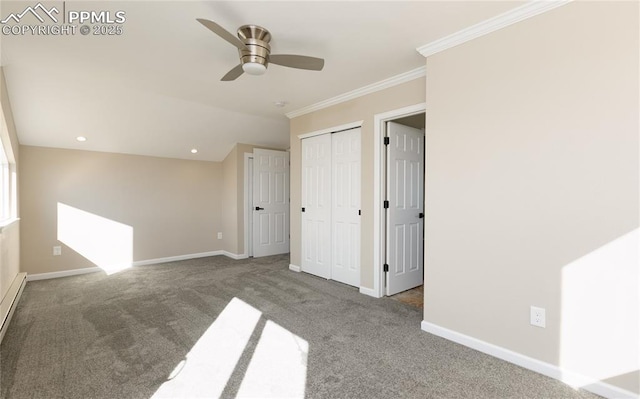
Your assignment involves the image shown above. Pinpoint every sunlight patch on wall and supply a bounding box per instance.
[237,320,309,398]
[560,228,639,388]
[57,203,133,275]
[153,297,308,398]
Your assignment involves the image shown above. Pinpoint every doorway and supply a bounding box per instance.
[244,149,290,258]
[373,104,426,298]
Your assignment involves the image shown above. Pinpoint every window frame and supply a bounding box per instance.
[0,106,17,227]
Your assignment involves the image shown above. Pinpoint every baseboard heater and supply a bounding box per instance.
[0,272,27,344]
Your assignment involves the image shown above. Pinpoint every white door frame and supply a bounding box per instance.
[244,153,253,257]
[250,149,290,257]
[373,103,426,298]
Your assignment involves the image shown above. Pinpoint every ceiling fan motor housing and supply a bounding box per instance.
[237,25,272,67]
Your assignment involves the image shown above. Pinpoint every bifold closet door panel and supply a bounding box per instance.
[331,128,361,287]
[301,134,332,279]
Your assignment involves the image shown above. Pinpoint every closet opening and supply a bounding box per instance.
[299,122,362,288]
[373,104,426,299]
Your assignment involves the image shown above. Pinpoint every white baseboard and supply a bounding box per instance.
[359,286,381,298]
[289,264,301,272]
[132,250,223,266]
[26,250,227,281]
[27,267,101,281]
[221,251,249,260]
[0,272,27,343]
[421,320,638,399]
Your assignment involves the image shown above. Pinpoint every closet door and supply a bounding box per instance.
[331,128,361,287]
[301,134,332,279]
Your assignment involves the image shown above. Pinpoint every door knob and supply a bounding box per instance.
[419,212,424,218]
[255,206,264,211]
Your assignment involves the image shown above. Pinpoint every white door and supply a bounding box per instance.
[301,134,332,278]
[331,128,361,286]
[386,121,425,295]
[252,149,290,257]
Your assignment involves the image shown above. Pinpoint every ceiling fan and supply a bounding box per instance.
[197,19,325,81]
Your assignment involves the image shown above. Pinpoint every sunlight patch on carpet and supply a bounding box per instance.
[151,297,261,398]
[237,320,308,398]
[152,297,308,398]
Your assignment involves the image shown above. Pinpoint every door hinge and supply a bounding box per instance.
[383,264,389,273]
[358,210,361,216]
[383,200,389,209]
[301,207,305,212]
[383,137,390,146]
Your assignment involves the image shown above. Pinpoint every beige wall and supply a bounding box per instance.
[290,78,426,289]
[0,67,20,301]
[222,145,239,254]
[20,146,223,275]
[424,1,638,394]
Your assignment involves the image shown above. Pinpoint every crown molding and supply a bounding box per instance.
[417,0,572,58]
[286,66,425,119]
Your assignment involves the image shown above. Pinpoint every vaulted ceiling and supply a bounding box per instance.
[1,1,524,161]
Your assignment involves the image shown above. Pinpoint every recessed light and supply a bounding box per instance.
[191,149,198,154]
[76,136,87,142]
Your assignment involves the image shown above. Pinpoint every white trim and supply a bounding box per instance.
[297,120,364,140]
[27,266,102,281]
[0,272,26,344]
[0,217,19,233]
[289,264,301,272]
[27,250,227,281]
[416,0,572,58]
[244,152,253,258]
[359,286,381,298]
[287,67,425,119]
[132,250,223,266]
[373,103,427,298]
[421,320,638,399]
[221,251,249,260]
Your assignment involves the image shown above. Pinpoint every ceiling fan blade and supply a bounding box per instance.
[196,19,247,51]
[221,64,244,81]
[269,54,324,71]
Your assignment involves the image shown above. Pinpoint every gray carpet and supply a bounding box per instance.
[1,255,599,399]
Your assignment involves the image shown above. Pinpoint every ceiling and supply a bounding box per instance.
[1,1,523,161]
[395,113,426,130]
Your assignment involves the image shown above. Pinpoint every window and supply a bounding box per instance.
[0,109,16,224]
[0,143,9,220]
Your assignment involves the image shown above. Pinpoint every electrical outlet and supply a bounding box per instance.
[53,246,62,256]
[530,306,546,328]
[217,232,222,240]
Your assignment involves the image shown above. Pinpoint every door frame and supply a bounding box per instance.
[373,103,426,298]
[244,153,253,257]
[245,149,290,257]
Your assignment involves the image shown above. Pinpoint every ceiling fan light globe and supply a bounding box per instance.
[242,62,267,76]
